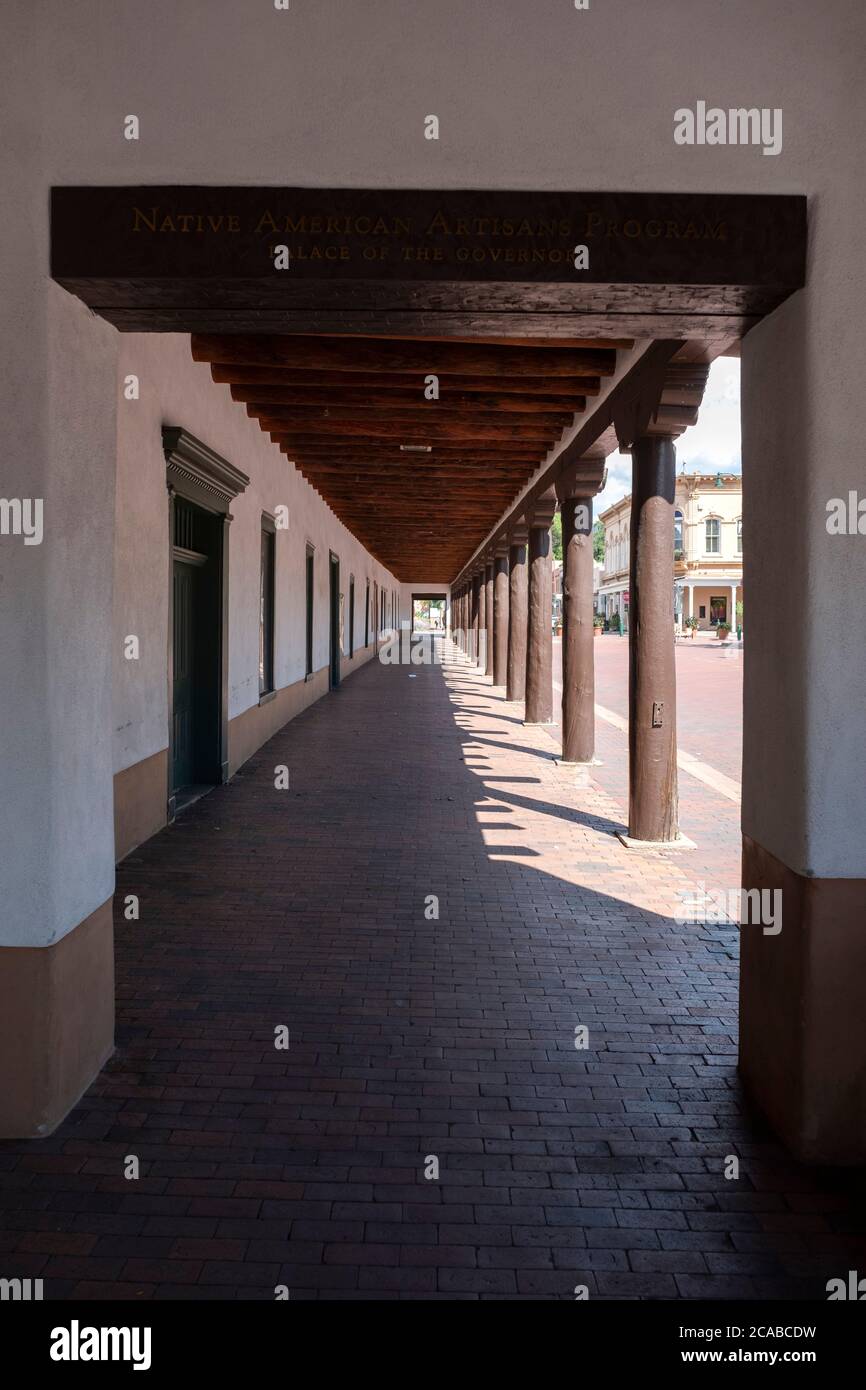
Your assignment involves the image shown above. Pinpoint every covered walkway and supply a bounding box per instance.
[2,645,864,1300]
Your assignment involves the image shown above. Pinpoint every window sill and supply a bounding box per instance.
[258,689,277,707]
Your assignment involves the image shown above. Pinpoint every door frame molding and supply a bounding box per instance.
[328,551,341,690]
[163,427,249,820]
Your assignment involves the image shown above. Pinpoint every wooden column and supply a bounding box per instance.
[493,547,509,687]
[471,571,481,662]
[557,476,595,763]
[525,496,556,724]
[484,561,494,677]
[506,526,528,703]
[477,566,487,667]
[628,435,678,842]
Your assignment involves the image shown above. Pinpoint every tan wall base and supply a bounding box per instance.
[0,900,114,1138]
[114,747,168,862]
[228,665,329,776]
[739,835,866,1164]
[340,640,376,683]
[115,654,375,855]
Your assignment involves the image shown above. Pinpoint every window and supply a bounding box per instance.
[674,509,684,556]
[305,544,315,676]
[699,605,706,619]
[349,576,355,657]
[705,517,721,554]
[736,518,743,553]
[364,579,369,647]
[259,518,275,696]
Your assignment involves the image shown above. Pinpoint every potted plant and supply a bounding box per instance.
[593,615,603,638]
[735,599,743,640]
[684,616,699,638]
[717,621,732,641]
[608,611,622,635]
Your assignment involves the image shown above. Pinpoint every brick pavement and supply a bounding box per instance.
[2,642,865,1300]
[552,634,742,903]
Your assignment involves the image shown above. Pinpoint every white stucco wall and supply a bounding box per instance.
[399,583,451,631]
[3,0,865,953]
[113,334,399,775]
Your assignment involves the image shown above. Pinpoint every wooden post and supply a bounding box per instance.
[477,566,487,668]
[506,526,528,703]
[471,571,481,663]
[557,477,595,763]
[484,561,494,677]
[628,434,678,841]
[493,547,509,686]
[525,495,556,724]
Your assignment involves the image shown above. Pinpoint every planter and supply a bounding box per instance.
[717,627,730,641]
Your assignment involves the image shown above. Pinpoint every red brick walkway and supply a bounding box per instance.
[2,645,865,1300]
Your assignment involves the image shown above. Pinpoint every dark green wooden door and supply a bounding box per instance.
[172,559,196,791]
[329,554,341,689]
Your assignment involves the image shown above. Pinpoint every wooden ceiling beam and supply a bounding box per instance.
[249,405,570,430]
[191,333,617,378]
[231,386,587,414]
[278,442,543,457]
[265,421,558,442]
[211,364,602,395]
[294,331,633,350]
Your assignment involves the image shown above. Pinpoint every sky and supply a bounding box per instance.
[593,355,741,516]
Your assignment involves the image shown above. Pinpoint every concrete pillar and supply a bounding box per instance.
[524,496,556,725]
[738,277,866,1163]
[493,547,509,687]
[506,527,528,703]
[731,582,737,632]
[627,435,678,843]
[557,484,595,763]
[484,561,494,677]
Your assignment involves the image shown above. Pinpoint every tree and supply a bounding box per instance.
[592,520,605,563]
[551,512,563,561]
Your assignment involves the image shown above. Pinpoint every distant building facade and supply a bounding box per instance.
[598,472,743,632]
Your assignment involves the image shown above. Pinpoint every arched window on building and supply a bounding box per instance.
[705,517,721,554]
[674,509,684,557]
[736,517,743,553]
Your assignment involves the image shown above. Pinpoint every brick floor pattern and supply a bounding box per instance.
[2,643,865,1300]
